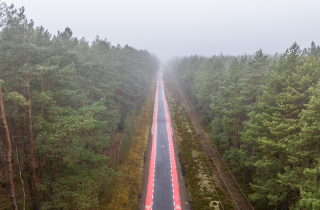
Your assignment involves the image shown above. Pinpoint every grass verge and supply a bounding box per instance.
[165,81,234,210]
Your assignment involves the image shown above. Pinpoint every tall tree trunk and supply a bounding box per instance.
[26,73,40,210]
[11,118,26,210]
[18,81,37,209]
[41,73,44,117]
[217,138,220,151]
[118,88,120,121]
[285,186,289,210]
[243,167,246,189]
[0,138,10,195]
[0,83,18,210]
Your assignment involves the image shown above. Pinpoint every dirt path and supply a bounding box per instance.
[175,82,254,210]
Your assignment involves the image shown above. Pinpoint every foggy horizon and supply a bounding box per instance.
[6,0,320,61]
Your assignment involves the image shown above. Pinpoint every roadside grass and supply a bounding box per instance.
[182,85,257,209]
[206,143,256,204]
[165,81,234,210]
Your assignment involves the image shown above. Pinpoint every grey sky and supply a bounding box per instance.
[6,0,320,61]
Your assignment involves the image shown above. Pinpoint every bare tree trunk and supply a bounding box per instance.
[18,81,38,209]
[117,135,123,164]
[16,145,26,210]
[0,139,10,195]
[243,167,246,189]
[285,186,289,210]
[0,83,18,210]
[26,73,40,210]
[118,88,120,121]
[41,73,44,117]
[11,118,26,210]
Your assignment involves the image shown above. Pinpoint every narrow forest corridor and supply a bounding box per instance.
[1,1,320,209]
[144,72,182,210]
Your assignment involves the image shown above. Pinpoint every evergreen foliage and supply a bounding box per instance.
[169,42,320,209]
[0,2,158,209]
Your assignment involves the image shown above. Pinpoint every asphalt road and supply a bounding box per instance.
[145,73,181,210]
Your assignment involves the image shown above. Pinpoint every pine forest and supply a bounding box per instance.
[1,1,320,210]
[0,2,158,209]
[167,42,320,209]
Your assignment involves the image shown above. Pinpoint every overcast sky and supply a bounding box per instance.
[6,0,320,61]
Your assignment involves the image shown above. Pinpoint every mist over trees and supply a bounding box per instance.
[2,0,320,209]
[168,42,320,209]
[0,1,158,209]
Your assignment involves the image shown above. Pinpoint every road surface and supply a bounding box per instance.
[145,72,181,210]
